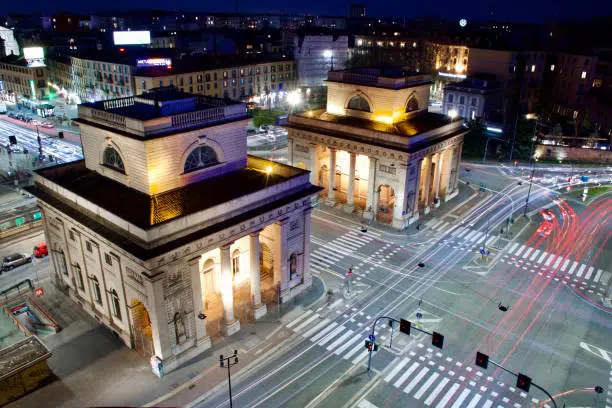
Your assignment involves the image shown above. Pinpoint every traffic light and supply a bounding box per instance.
[399,319,411,335]
[516,373,532,392]
[432,331,444,349]
[475,352,489,369]
[364,340,378,352]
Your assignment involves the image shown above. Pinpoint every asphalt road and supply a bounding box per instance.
[196,164,611,408]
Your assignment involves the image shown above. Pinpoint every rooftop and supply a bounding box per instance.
[326,67,432,90]
[288,109,463,153]
[32,156,309,230]
[76,87,247,138]
[0,336,51,382]
[444,76,499,92]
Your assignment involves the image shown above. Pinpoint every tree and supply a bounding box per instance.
[251,109,278,128]
[462,119,487,158]
[511,118,537,160]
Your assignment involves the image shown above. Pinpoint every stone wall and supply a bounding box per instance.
[534,145,612,164]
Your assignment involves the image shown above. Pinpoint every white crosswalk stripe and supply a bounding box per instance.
[470,231,484,242]
[344,339,367,360]
[334,237,362,250]
[576,264,586,278]
[334,333,363,355]
[351,349,369,364]
[594,269,603,283]
[317,325,345,346]
[522,247,533,259]
[537,251,549,264]
[545,254,556,266]
[310,322,339,342]
[482,400,494,408]
[585,266,595,280]
[302,318,331,338]
[476,233,487,244]
[327,241,357,254]
[315,247,345,260]
[450,388,471,408]
[394,362,420,388]
[429,218,444,229]
[438,221,450,231]
[424,377,450,406]
[293,313,320,332]
[311,253,334,265]
[561,259,570,271]
[465,230,478,241]
[286,310,313,328]
[508,242,519,254]
[529,249,541,262]
[326,329,355,351]
[384,358,410,382]
[465,393,482,408]
[568,261,579,275]
[414,372,439,399]
[436,383,460,408]
[515,245,527,257]
[552,257,563,269]
[403,367,430,394]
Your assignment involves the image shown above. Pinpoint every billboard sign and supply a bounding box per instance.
[136,58,172,68]
[113,31,151,45]
[23,47,45,67]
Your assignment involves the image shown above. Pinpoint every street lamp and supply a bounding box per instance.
[447,109,458,119]
[287,90,302,115]
[219,350,239,408]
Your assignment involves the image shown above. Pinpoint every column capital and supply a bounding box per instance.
[220,243,232,251]
[249,229,263,237]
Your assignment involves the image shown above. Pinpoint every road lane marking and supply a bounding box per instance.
[508,243,519,253]
[384,357,410,382]
[482,400,493,408]
[302,318,331,338]
[552,257,563,269]
[333,333,362,355]
[403,367,430,394]
[326,329,355,351]
[466,393,482,408]
[515,245,527,257]
[561,259,570,271]
[436,383,460,408]
[568,261,579,275]
[310,322,339,342]
[585,266,595,280]
[522,247,533,259]
[450,388,471,408]
[394,362,420,388]
[594,269,603,283]
[293,313,320,332]
[414,372,440,399]
[529,249,541,261]
[286,310,313,328]
[576,264,586,278]
[425,377,450,406]
[317,325,345,346]
[545,254,556,267]
[537,251,549,263]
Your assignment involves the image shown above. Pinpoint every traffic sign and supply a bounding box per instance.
[34,287,44,297]
[580,176,589,182]
[368,334,376,341]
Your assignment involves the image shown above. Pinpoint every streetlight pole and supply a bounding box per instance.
[523,120,539,217]
[219,350,239,408]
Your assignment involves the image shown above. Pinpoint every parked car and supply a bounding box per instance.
[33,242,48,258]
[1,253,32,272]
[41,121,55,128]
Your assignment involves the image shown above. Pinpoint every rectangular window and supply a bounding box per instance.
[86,241,93,252]
[581,71,587,79]
[104,253,112,266]
[69,230,75,240]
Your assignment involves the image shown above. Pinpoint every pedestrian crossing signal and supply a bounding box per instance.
[432,331,444,349]
[364,340,378,352]
[475,352,489,369]
[516,373,531,392]
[399,319,411,335]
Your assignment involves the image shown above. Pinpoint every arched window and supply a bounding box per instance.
[110,289,122,320]
[91,276,102,304]
[74,263,84,290]
[406,97,419,112]
[289,253,298,280]
[102,147,125,172]
[184,145,219,173]
[347,96,371,112]
[173,312,186,344]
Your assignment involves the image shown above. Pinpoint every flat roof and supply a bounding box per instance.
[287,110,464,153]
[31,157,309,230]
[0,336,51,382]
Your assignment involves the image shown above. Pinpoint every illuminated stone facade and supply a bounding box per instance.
[286,68,467,229]
[27,88,320,375]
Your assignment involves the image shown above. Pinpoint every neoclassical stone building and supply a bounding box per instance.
[26,88,320,375]
[285,68,467,229]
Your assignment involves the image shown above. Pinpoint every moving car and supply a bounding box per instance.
[541,209,554,221]
[1,253,32,272]
[33,242,48,258]
[537,221,553,237]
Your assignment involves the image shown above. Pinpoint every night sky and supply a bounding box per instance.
[4,0,612,22]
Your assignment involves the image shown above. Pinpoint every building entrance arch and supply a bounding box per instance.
[130,299,154,356]
[376,185,395,224]
[201,258,223,338]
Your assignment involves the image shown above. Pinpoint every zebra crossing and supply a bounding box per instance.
[309,230,377,275]
[426,218,500,246]
[381,346,551,408]
[502,243,611,296]
[285,308,382,365]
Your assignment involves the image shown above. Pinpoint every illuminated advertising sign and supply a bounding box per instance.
[23,47,46,67]
[136,58,172,67]
[113,31,151,45]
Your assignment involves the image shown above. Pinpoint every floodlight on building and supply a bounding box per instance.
[448,109,458,119]
[265,166,273,174]
[323,49,333,59]
[287,91,302,106]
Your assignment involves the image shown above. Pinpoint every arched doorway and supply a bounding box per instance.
[202,258,223,338]
[130,300,153,356]
[259,242,276,306]
[376,185,395,224]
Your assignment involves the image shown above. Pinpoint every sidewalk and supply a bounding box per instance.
[0,115,82,146]
[8,276,325,408]
[313,184,481,243]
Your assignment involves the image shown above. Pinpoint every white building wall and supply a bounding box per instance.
[295,35,349,87]
[0,26,19,57]
[443,90,485,120]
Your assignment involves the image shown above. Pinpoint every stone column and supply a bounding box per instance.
[432,152,443,207]
[309,143,318,186]
[302,208,313,288]
[440,149,453,200]
[249,232,267,320]
[422,155,432,214]
[272,218,290,302]
[287,137,294,166]
[344,152,356,212]
[189,257,212,350]
[409,159,423,223]
[144,273,174,376]
[220,244,240,336]
[326,148,337,203]
[364,156,377,220]
[452,143,464,192]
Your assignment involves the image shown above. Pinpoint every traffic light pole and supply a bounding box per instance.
[487,358,557,408]
[367,315,440,372]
